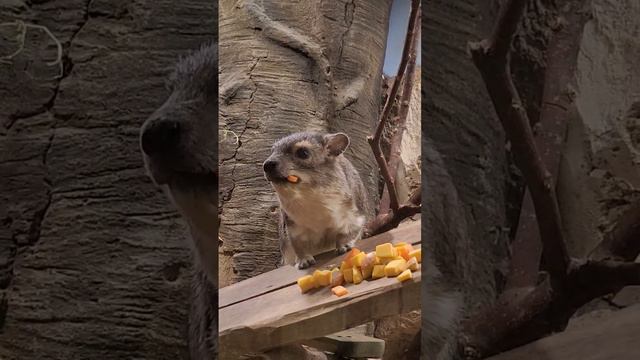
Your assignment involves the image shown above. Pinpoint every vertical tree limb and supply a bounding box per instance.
[467,0,570,284]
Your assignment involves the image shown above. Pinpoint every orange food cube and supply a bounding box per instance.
[297,275,317,293]
[287,175,299,183]
[397,244,414,261]
[397,269,412,282]
[343,248,362,267]
[352,267,363,285]
[332,286,348,297]
[342,268,354,283]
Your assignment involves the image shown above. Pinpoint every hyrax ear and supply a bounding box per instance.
[324,133,350,156]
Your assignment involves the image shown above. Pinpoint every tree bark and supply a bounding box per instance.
[0,1,215,359]
[423,0,511,315]
[218,0,390,285]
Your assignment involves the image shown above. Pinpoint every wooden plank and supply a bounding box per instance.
[219,220,421,308]
[219,263,421,359]
[487,305,640,360]
[303,329,385,358]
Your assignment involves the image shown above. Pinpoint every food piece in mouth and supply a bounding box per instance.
[287,175,299,183]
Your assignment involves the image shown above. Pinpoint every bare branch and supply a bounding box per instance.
[365,204,421,238]
[467,0,570,283]
[379,23,419,214]
[460,276,553,358]
[368,0,420,214]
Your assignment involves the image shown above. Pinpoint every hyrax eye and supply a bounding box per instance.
[295,148,310,159]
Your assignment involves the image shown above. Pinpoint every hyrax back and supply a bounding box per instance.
[263,132,368,269]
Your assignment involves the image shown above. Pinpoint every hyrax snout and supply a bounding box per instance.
[264,131,368,269]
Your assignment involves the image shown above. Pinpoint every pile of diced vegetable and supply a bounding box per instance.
[296,242,421,297]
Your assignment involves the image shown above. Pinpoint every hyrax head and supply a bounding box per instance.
[140,42,217,193]
[263,132,350,187]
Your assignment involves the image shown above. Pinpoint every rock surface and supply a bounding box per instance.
[558,0,640,257]
[0,1,215,358]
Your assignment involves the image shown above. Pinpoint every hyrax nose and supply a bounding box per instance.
[141,119,181,155]
[263,160,278,173]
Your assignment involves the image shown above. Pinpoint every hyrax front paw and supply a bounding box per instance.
[336,243,352,255]
[296,256,316,269]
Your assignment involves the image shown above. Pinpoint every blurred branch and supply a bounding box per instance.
[365,0,421,237]
[460,0,640,357]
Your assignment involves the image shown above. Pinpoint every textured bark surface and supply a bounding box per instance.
[558,0,640,258]
[0,1,215,358]
[423,0,510,313]
[425,0,640,357]
[218,0,390,285]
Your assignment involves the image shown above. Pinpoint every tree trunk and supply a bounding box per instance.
[0,1,215,359]
[424,0,511,314]
[218,0,390,285]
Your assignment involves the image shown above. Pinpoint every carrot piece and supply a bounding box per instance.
[287,175,299,183]
[331,285,348,297]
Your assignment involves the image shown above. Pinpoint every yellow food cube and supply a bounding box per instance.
[343,268,354,283]
[384,259,407,277]
[360,252,376,267]
[379,256,399,265]
[372,265,386,279]
[343,248,361,267]
[397,269,412,282]
[352,252,367,267]
[409,249,422,263]
[297,275,317,293]
[361,253,376,279]
[362,264,374,279]
[313,270,332,287]
[332,285,348,297]
[394,242,408,247]
[352,267,363,285]
[330,269,344,287]
[376,243,396,258]
[407,257,419,271]
[340,261,351,271]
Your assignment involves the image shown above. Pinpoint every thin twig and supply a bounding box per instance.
[368,0,420,213]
